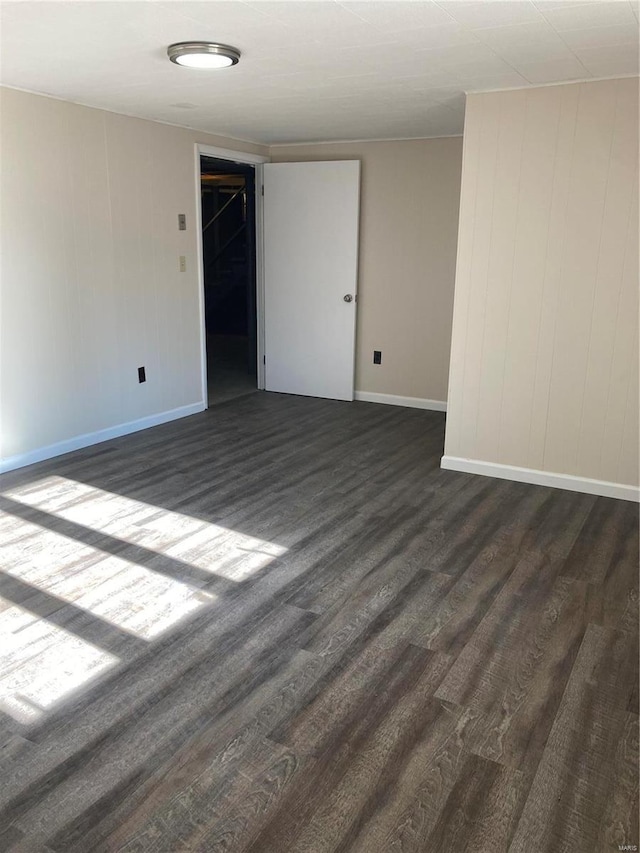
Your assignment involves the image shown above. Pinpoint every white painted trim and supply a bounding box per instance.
[440,455,640,503]
[0,403,206,474]
[465,73,639,96]
[194,145,209,408]
[254,163,266,390]
[355,391,447,412]
[269,132,463,148]
[198,143,269,165]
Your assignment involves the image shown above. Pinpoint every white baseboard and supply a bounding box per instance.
[0,402,206,474]
[440,455,640,503]
[355,391,447,412]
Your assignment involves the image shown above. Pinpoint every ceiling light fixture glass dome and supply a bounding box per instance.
[167,42,241,69]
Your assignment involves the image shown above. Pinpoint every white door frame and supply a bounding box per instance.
[194,143,270,405]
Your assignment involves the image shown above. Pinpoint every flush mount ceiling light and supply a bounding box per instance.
[167,42,240,69]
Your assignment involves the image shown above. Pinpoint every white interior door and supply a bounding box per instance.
[263,160,360,401]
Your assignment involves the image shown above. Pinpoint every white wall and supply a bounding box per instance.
[443,78,639,499]
[0,87,268,469]
[271,138,463,406]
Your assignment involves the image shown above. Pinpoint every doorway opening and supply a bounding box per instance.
[200,155,258,406]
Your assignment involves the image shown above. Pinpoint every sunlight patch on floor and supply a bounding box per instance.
[0,512,214,640]
[0,598,118,723]
[0,474,287,695]
[2,476,287,582]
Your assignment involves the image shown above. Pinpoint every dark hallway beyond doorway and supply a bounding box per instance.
[206,333,257,406]
[201,156,258,406]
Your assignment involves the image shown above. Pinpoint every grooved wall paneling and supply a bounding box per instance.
[445,78,639,488]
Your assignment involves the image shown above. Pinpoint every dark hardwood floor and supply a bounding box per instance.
[0,392,637,852]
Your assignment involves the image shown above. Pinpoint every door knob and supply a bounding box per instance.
[343,294,353,303]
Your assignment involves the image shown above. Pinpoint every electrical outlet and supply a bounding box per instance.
[179,256,186,272]
[138,366,146,383]
[178,214,186,231]
[373,350,382,365]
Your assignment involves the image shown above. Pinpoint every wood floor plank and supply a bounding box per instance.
[440,575,593,771]
[182,742,306,853]
[343,701,483,853]
[595,710,639,852]
[424,753,526,853]
[4,604,316,842]
[433,490,604,770]
[564,498,640,637]
[57,649,322,853]
[97,737,305,853]
[410,486,553,656]
[508,623,637,853]
[0,392,636,852]
[245,648,453,853]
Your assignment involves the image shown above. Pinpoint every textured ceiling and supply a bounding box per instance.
[1,0,638,145]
